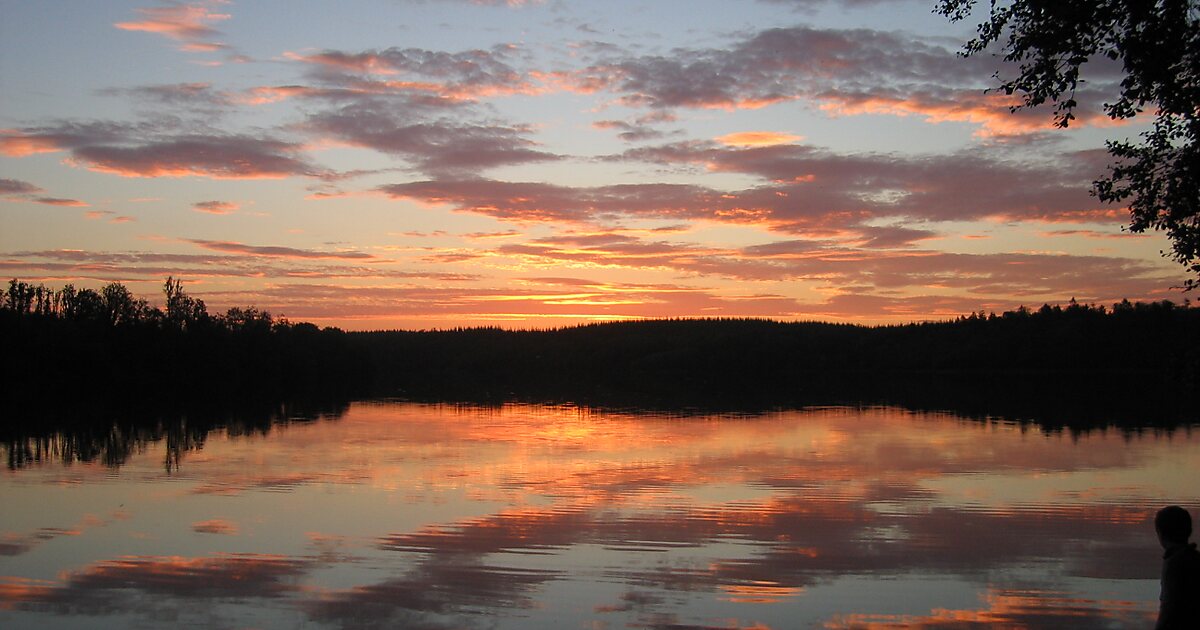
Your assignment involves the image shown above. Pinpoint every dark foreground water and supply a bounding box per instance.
[1,402,1196,629]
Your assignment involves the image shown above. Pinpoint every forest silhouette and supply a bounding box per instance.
[354,300,1198,421]
[0,278,369,410]
[2,276,1197,463]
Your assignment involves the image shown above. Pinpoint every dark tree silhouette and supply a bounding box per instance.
[0,278,370,426]
[2,277,1197,431]
[937,0,1200,287]
[163,276,209,330]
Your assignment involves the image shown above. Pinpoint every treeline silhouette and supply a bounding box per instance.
[2,278,1198,436]
[0,278,369,422]
[351,299,1200,425]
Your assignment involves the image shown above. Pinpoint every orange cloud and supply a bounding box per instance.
[818,91,1037,137]
[716,132,804,147]
[818,89,1125,137]
[0,131,62,156]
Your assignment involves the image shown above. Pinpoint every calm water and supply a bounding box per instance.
[1,402,1197,629]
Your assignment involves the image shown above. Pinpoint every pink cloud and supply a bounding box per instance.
[114,1,230,44]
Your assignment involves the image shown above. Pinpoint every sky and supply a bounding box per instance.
[0,0,1190,330]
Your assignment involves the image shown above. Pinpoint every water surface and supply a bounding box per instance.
[2,402,1196,629]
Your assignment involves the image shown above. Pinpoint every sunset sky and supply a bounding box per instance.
[0,0,1189,329]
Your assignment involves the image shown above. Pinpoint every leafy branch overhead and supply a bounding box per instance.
[937,0,1200,288]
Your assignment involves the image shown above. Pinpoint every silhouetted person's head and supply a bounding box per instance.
[1156,505,1193,548]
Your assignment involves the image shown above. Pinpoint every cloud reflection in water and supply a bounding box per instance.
[0,403,1189,628]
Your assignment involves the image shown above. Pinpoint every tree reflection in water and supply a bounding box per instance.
[3,399,350,472]
[3,392,1196,474]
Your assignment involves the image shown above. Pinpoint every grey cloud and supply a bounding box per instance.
[72,135,317,179]
[592,119,675,142]
[561,24,1120,137]
[0,178,44,195]
[567,26,987,110]
[619,141,1107,224]
[2,121,321,180]
[305,101,558,175]
[297,45,524,88]
[101,83,233,113]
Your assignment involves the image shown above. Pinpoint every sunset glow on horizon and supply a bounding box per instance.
[0,0,1189,330]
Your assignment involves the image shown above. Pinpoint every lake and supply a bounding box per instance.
[1,401,1196,629]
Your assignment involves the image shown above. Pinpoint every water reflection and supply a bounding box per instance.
[1,402,1195,628]
[3,400,350,471]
